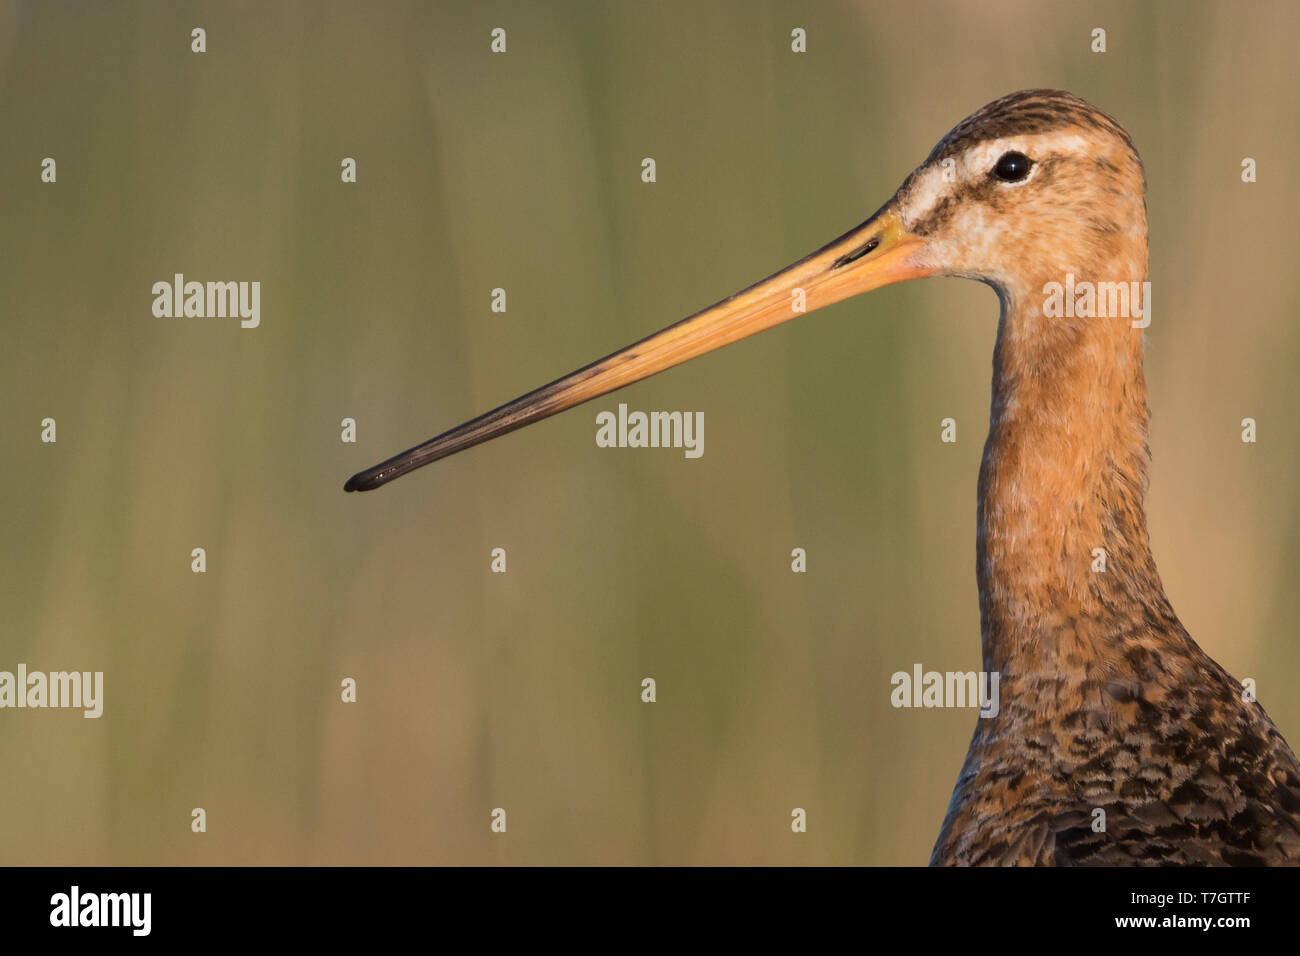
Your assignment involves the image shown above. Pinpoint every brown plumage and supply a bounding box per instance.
[346,90,1300,865]
[913,91,1300,866]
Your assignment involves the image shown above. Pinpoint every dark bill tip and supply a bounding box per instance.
[343,461,410,492]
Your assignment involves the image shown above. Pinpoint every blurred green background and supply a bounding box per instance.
[1,0,1297,865]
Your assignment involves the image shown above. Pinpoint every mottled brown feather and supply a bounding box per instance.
[919,91,1300,867]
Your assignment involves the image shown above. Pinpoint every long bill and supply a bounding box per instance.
[344,204,930,492]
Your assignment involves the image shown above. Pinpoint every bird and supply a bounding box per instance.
[344,90,1300,865]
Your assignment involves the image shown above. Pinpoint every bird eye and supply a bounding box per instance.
[992,151,1032,183]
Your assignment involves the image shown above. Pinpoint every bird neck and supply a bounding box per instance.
[976,263,1168,679]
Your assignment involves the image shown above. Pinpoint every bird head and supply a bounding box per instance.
[893,89,1148,306]
[346,89,1149,492]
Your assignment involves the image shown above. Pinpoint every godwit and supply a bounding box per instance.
[346,90,1300,865]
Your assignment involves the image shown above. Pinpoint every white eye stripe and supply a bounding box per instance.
[900,165,950,228]
[902,131,1089,225]
[961,131,1088,175]
[960,138,1033,175]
